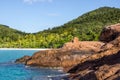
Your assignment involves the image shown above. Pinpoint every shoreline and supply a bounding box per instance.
[0,48,51,50]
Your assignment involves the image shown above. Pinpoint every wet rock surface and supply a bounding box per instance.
[15,55,31,64]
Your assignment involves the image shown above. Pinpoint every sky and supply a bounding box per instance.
[0,0,120,33]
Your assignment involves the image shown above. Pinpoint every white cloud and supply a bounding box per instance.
[23,0,53,4]
[47,13,60,17]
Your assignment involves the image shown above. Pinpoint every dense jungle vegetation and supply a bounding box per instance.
[0,7,120,48]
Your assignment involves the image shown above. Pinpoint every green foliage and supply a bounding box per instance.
[0,7,120,48]
[0,24,26,43]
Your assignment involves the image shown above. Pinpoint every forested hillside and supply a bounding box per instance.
[0,24,26,47]
[0,7,120,48]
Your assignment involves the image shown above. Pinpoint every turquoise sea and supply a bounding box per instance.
[0,50,68,80]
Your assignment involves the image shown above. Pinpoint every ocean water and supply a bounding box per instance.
[0,50,68,80]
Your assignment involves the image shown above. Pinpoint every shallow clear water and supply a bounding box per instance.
[0,50,67,80]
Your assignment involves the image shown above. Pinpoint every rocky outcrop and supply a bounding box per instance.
[62,40,104,52]
[100,23,120,42]
[15,55,31,64]
[67,23,120,80]
[16,49,94,68]
[68,46,120,80]
[15,37,104,68]
[15,23,120,80]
